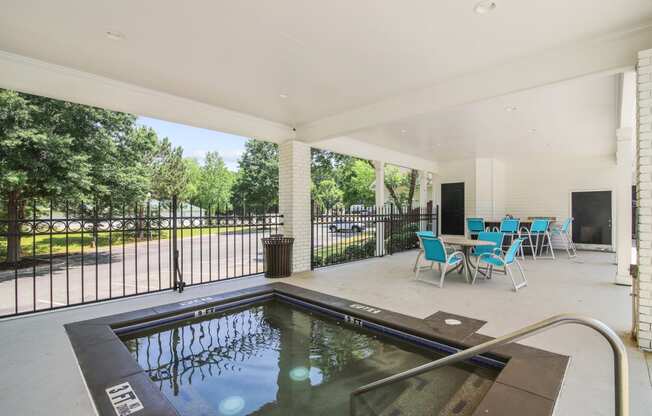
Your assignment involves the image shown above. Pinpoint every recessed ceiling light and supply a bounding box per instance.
[105,31,125,41]
[279,93,289,99]
[504,106,517,112]
[474,1,496,14]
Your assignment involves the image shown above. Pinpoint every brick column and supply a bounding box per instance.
[636,48,652,350]
[278,140,311,273]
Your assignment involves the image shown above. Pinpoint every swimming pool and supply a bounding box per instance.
[65,283,568,416]
[119,296,498,415]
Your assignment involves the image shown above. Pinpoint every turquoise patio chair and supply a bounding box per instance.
[551,218,576,258]
[473,238,528,291]
[413,230,435,272]
[470,231,504,257]
[494,218,524,259]
[466,218,485,238]
[528,219,554,260]
[415,232,466,288]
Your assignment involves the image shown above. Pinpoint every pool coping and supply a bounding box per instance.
[64,282,569,416]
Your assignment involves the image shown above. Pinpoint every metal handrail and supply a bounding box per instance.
[350,314,629,416]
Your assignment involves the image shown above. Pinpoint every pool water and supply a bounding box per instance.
[121,299,497,415]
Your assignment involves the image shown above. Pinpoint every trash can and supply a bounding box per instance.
[262,234,294,278]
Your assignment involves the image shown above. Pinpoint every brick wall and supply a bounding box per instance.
[278,140,312,272]
[637,48,652,350]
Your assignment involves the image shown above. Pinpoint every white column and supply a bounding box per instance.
[278,140,311,273]
[636,49,652,351]
[431,173,442,234]
[616,127,634,285]
[418,170,429,230]
[374,161,385,207]
[616,71,637,285]
[374,161,385,255]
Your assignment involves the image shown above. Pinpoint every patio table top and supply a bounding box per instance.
[440,235,495,247]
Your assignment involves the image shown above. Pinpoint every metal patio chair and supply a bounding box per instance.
[415,233,467,288]
[494,218,525,259]
[473,238,528,291]
[551,217,577,258]
[466,217,486,239]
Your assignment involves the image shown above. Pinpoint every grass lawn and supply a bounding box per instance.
[0,225,260,258]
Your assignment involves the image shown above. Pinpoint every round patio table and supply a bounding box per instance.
[440,235,495,282]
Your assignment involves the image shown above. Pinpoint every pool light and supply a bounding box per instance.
[289,366,310,381]
[218,396,245,415]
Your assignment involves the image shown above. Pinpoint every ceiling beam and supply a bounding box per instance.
[296,23,652,143]
[0,50,295,143]
[311,136,438,173]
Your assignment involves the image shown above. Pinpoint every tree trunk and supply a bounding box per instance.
[6,190,23,264]
[407,169,418,211]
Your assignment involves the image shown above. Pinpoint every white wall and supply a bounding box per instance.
[437,159,476,219]
[437,155,620,248]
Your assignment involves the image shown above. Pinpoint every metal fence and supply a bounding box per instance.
[0,198,282,318]
[311,205,438,269]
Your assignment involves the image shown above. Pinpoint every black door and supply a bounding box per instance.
[441,182,465,235]
[571,191,612,245]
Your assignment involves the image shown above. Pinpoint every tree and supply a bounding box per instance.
[313,179,344,211]
[194,151,234,213]
[150,137,191,201]
[364,161,418,214]
[231,141,278,212]
[0,89,145,263]
[337,159,375,208]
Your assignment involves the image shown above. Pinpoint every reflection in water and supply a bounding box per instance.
[122,300,496,415]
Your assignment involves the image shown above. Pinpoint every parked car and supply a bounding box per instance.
[329,220,366,233]
[350,204,369,214]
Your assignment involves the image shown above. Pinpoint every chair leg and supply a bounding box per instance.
[413,249,423,272]
[472,262,479,285]
[439,264,448,288]
[516,260,528,288]
[547,232,555,259]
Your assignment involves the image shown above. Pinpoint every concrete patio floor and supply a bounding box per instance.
[0,250,650,415]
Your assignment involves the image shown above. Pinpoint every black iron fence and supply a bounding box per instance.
[311,205,438,269]
[0,198,282,318]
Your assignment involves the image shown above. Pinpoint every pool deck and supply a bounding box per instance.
[0,250,650,415]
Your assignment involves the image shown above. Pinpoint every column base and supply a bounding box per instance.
[614,273,632,286]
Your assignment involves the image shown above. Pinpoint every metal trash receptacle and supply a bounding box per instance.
[262,234,294,278]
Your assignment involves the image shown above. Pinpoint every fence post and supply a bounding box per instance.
[310,200,314,270]
[172,195,185,293]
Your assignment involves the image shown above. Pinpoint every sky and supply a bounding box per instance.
[137,116,248,171]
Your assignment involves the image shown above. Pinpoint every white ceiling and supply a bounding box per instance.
[344,74,619,161]
[0,0,650,127]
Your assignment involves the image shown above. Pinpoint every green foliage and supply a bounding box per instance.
[338,159,374,207]
[231,141,278,212]
[150,137,190,200]
[312,178,344,211]
[385,223,420,253]
[194,151,235,212]
[312,238,376,267]
[0,90,92,201]
[311,149,374,210]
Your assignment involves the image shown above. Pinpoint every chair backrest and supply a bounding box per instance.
[500,218,520,233]
[504,238,524,264]
[467,218,485,233]
[475,232,504,255]
[417,233,447,263]
[561,217,573,233]
[530,219,550,233]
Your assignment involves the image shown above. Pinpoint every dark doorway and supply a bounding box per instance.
[441,182,465,235]
[571,191,612,245]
